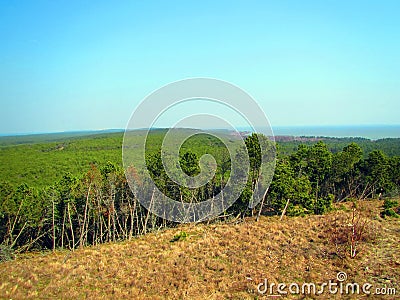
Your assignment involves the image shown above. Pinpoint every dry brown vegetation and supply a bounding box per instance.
[0,200,399,299]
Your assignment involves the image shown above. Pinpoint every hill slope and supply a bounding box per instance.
[0,200,399,299]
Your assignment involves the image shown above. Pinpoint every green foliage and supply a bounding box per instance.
[306,141,332,184]
[381,199,399,218]
[230,183,253,216]
[245,133,262,174]
[330,144,363,201]
[269,159,313,213]
[287,205,307,217]
[0,182,14,218]
[230,133,274,216]
[332,143,362,181]
[0,130,400,253]
[180,152,200,177]
[0,244,15,262]
[277,137,400,158]
[0,132,123,188]
[361,150,392,197]
[336,204,350,212]
[170,231,189,242]
[390,156,400,187]
[314,194,334,215]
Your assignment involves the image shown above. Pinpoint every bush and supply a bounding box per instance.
[0,244,15,262]
[314,194,334,215]
[170,231,189,242]
[381,199,399,218]
[287,205,307,217]
[336,204,350,212]
[325,203,376,259]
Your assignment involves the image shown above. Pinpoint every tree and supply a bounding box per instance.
[360,150,391,198]
[268,159,313,216]
[54,173,78,249]
[289,144,309,178]
[1,183,44,250]
[245,133,262,182]
[306,142,332,200]
[331,143,363,200]
[389,156,400,195]
[289,142,332,201]
[0,182,15,244]
[180,152,200,177]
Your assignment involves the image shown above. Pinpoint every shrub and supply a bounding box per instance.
[287,205,307,217]
[0,244,15,262]
[170,231,189,242]
[381,199,399,218]
[325,202,375,259]
[314,194,334,215]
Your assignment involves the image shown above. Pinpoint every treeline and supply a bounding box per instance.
[263,140,400,216]
[277,137,400,157]
[0,135,399,254]
[0,162,178,253]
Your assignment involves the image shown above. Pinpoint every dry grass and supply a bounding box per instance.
[0,200,399,299]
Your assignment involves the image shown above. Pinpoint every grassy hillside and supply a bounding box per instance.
[0,200,398,299]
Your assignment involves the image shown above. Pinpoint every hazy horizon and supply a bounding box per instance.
[1,124,399,140]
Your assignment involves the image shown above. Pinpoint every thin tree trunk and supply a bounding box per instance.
[123,211,128,240]
[85,208,90,246]
[16,228,51,253]
[52,196,56,251]
[143,188,155,234]
[61,206,66,249]
[256,187,269,222]
[8,199,24,246]
[128,197,135,239]
[107,210,111,242]
[80,184,91,248]
[221,175,225,218]
[99,206,103,243]
[280,199,290,221]
[112,202,116,242]
[10,221,27,248]
[67,203,75,251]
[135,199,140,235]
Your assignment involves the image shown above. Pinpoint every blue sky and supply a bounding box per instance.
[0,0,399,134]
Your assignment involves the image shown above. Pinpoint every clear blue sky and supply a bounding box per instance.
[1,0,399,134]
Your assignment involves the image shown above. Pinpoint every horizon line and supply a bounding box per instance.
[1,124,400,138]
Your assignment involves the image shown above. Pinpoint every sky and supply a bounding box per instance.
[0,0,399,134]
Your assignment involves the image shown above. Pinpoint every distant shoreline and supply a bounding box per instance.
[271,125,400,140]
[0,125,399,140]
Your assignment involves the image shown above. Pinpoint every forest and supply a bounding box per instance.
[0,130,399,258]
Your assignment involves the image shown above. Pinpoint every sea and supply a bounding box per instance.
[238,125,400,140]
[1,125,399,140]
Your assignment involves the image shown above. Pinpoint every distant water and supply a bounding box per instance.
[1,126,399,140]
[270,125,400,140]
[235,125,400,140]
